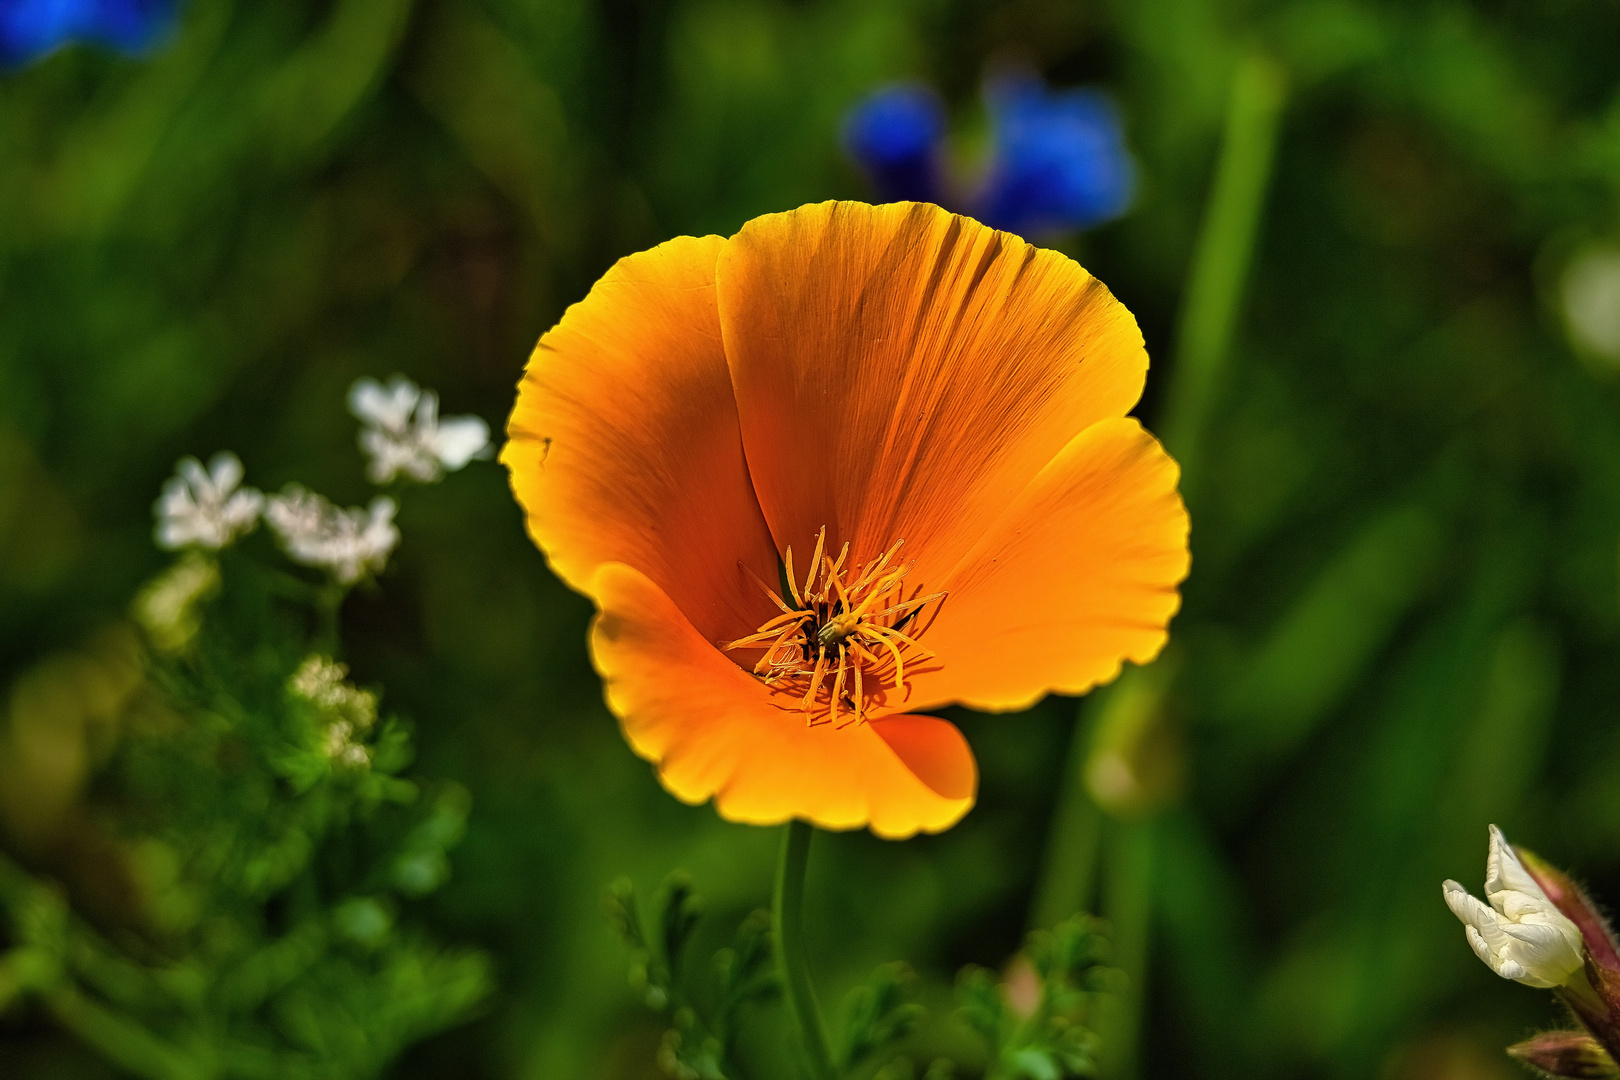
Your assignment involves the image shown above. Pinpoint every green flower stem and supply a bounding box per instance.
[1160,49,1289,492]
[1028,704,1103,931]
[1097,820,1154,1080]
[45,985,197,1080]
[314,580,347,656]
[774,819,835,1080]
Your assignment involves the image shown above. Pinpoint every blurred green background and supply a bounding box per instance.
[4,0,1620,1077]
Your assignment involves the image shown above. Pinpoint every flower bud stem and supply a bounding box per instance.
[1560,965,1620,1064]
[775,819,835,1080]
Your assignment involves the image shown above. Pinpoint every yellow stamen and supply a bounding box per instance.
[741,562,796,615]
[804,526,826,600]
[784,545,803,608]
[829,643,848,726]
[801,646,829,710]
[724,528,946,726]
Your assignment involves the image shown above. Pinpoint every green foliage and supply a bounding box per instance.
[0,543,490,1079]
[839,962,928,1077]
[611,870,1111,1080]
[956,917,1111,1080]
[607,876,778,1079]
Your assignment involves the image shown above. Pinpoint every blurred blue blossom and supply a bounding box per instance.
[0,0,176,69]
[842,83,948,204]
[976,75,1134,235]
[844,74,1135,238]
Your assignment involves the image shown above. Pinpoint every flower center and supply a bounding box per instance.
[724,527,945,727]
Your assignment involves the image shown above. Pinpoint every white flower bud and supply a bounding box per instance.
[1443,825,1585,989]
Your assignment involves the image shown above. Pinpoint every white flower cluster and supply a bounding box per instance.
[264,487,399,585]
[1443,824,1586,989]
[288,656,377,768]
[154,452,264,550]
[349,375,491,485]
[151,376,487,585]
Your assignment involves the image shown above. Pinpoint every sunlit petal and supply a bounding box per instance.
[590,562,976,837]
[906,418,1188,712]
[719,200,1148,596]
[505,236,781,644]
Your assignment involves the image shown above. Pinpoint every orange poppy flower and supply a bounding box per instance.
[503,201,1188,838]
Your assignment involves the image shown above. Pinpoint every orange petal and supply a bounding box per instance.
[905,418,1189,713]
[503,235,780,643]
[589,561,977,838]
[718,200,1148,589]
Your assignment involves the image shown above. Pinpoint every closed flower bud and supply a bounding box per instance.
[1442,825,1585,989]
[1516,846,1620,977]
[1507,1032,1619,1078]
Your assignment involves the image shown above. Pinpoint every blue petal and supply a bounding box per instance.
[0,0,84,66]
[1,0,176,69]
[843,83,948,204]
[976,75,1135,236]
[83,0,177,52]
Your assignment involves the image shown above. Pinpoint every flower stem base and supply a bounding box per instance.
[774,819,835,1080]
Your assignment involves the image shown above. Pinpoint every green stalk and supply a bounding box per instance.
[774,820,835,1080]
[1026,46,1288,1075]
[1028,704,1103,931]
[314,580,347,657]
[45,986,199,1080]
[1160,50,1289,491]
[1097,820,1154,1080]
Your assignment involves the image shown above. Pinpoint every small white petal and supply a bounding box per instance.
[349,376,419,433]
[177,457,210,494]
[157,477,195,518]
[416,390,440,429]
[1443,880,1491,924]
[1496,956,1531,982]
[349,379,386,423]
[265,486,398,583]
[154,453,260,551]
[350,374,487,486]
[433,416,491,470]
[1463,924,1496,970]
[1486,824,1546,904]
[207,451,244,494]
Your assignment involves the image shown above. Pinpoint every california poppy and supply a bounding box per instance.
[504,201,1188,838]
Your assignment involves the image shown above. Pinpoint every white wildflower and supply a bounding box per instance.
[1563,246,1620,365]
[348,375,491,485]
[154,452,264,550]
[1442,824,1586,989]
[321,723,372,767]
[289,657,376,768]
[289,656,378,726]
[264,485,399,584]
[132,554,221,652]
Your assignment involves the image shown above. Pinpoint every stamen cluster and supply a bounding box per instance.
[725,528,944,726]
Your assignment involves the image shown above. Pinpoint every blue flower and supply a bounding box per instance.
[842,83,947,205]
[0,0,177,70]
[975,75,1134,236]
[843,74,1135,238]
